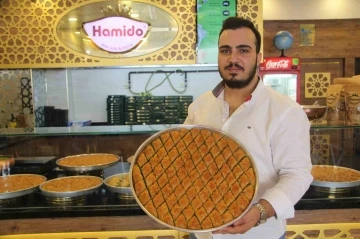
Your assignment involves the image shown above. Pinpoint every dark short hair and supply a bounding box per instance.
[219,17,261,54]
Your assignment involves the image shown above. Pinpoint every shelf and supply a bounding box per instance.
[1,124,360,137]
[310,124,360,129]
[0,125,181,137]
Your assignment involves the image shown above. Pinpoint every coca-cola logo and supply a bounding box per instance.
[83,16,150,53]
[265,59,290,69]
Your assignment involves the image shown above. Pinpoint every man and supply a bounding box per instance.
[185,17,313,239]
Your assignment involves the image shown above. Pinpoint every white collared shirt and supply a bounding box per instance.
[185,79,313,239]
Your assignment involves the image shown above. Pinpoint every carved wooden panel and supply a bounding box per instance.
[0,0,263,68]
[0,0,197,68]
[300,58,344,105]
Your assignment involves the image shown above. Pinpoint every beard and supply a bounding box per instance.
[219,59,258,89]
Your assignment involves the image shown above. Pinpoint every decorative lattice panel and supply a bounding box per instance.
[310,134,330,165]
[32,69,47,108]
[0,0,196,68]
[0,0,263,68]
[0,69,34,129]
[0,224,359,239]
[237,0,263,29]
[305,72,331,99]
[286,223,360,239]
[32,69,47,127]
[237,0,263,53]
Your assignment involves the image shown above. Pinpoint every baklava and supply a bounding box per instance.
[132,127,257,231]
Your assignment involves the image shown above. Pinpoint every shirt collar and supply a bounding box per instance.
[212,76,263,103]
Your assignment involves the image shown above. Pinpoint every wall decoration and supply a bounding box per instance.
[21,77,33,115]
[0,70,34,129]
[0,0,196,68]
[300,24,315,46]
[305,72,331,98]
[310,134,330,165]
[0,0,263,68]
[32,69,47,127]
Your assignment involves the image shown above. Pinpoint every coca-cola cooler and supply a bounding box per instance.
[259,57,301,103]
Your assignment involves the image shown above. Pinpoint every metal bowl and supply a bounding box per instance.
[301,105,327,120]
[104,173,133,199]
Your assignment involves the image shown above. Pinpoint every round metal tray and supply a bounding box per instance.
[39,175,103,198]
[104,173,134,199]
[130,125,258,233]
[0,174,47,200]
[56,153,120,172]
[44,195,88,205]
[311,165,360,188]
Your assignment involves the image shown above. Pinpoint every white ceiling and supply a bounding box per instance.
[263,0,360,20]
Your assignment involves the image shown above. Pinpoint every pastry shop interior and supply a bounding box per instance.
[0,0,360,238]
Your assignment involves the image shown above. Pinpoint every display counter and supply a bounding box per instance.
[0,124,360,237]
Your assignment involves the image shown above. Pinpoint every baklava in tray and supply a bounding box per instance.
[130,125,258,232]
[56,153,120,172]
[311,165,360,188]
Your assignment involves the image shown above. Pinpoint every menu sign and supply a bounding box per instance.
[196,0,237,64]
[83,16,151,53]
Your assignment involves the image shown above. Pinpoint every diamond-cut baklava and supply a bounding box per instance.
[131,126,257,231]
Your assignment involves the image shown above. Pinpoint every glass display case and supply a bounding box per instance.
[0,124,359,220]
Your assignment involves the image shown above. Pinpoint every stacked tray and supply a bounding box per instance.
[107,95,125,125]
[164,96,193,124]
[130,125,258,232]
[122,96,193,125]
[125,96,166,125]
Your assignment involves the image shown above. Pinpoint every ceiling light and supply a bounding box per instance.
[69,18,78,22]
[74,31,80,34]
[130,13,139,18]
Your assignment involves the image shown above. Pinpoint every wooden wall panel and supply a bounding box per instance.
[263,19,360,77]
[300,58,344,105]
[263,19,360,59]
[345,57,356,77]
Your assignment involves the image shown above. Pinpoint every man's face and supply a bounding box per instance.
[218,28,261,89]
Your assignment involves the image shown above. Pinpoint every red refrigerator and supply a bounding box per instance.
[259,57,301,103]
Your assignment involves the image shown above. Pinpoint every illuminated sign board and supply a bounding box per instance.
[83,16,151,53]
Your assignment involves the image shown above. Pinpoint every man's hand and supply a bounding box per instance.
[213,205,260,234]
[213,199,275,234]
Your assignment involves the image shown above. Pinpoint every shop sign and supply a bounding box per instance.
[55,1,179,59]
[261,57,298,71]
[83,17,150,53]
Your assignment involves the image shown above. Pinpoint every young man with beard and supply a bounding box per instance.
[185,17,313,239]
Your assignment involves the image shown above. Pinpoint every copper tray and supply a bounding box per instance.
[0,174,47,200]
[311,165,360,188]
[130,125,258,233]
[56,153,120,172]
[39,175,103,198]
